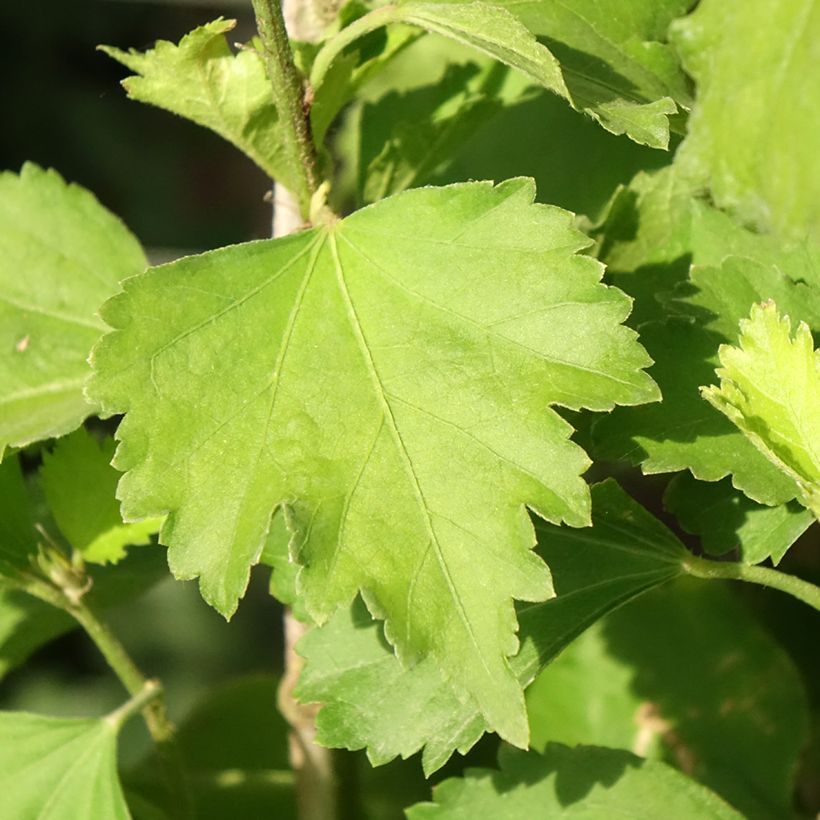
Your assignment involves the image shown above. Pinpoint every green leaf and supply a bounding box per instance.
[0,164,146,455]
[40,429,162,564]
[594,255,820,505]
[671,0,820,242]
[0,455,37,570]
[488,0,691,148]
[664,474,814,564]
[89,180,658,745]
[406,744,742,819]
[0,711,130,819]
[296,480,685,774]
[100,19,298,189]
[527,579,810,818]
[702,302,820,518]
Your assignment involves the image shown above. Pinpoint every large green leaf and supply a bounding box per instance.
[702,302,820,518]
[0,711,130,819]
[296,480,685,773]
[100,19,298,189]
[671,0,820,242]
[594,255,820,504]
[89,180,657,745]
[527,579,810,818]
[665,474,814,565]
[40,429,162,564]
[407,744,742,819]
[0,164,146,455]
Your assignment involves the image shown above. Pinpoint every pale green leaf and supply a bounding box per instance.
[702,302,820,518]
[527,579,810,818]
[296,480,685,774]
[40,429,162,564]
[594,255,820,505]
[0,164,146,455]
[672,0,820,242]
[407,744,742,819]
[100,19,298,189]
[0,711,130,819]
[664,473,814,565]
[88,179,658,746]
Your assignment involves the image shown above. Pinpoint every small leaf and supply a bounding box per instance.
[406,744,742,819]
[527,579,810,818]
[702,302,820,519]
[671,0,820,242]
[296,480,685,774]
[89,180,658,745]
[664,473,814,565]
[0,711,130,819]
[0,164,146,455]
[100,19,298,188]
[40,429,161,564]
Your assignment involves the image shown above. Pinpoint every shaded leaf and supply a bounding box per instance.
[407,744,741,819]
[664,473,814,564]
[527,579,810,818]
[0,164,146,454]
[40,429,162,564]
[89,180,657,745]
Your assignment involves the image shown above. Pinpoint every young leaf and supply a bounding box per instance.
[407,744,742,819]
[527,580,810,818]
[0,712,130,819]
[296,480,686,774]
[664,474,814,565]
[40,429,161,564]
[671,0,820,242]
[100,19,299,189]
[0,164,146,455]
[594,256,820,505]
[88,179,658,747]
[702,302,820,518]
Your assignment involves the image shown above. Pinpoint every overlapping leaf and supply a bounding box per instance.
[40,429,162,564]
[0,164,146,455]
[702,303,820,519]
[527,579,810,817]
[407,744,742,819]
[0,712,130,819]
[594,244,820,503]
[88,179,657,746]
[296,480,685,773]
[672,0,820,242]
[101,19,298,189]
[665,474,814,565]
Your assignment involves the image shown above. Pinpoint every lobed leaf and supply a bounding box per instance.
[702,303,820,519]
[407,744,742,819]
[88,179,658,747]
[100,19,299,189]
[0,164,146,456]
[296,480,686,774]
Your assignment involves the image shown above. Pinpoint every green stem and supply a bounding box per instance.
[19,574,192,816]
[683,555,820,612]
[252,0,321,220]
[105,679,163,731]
